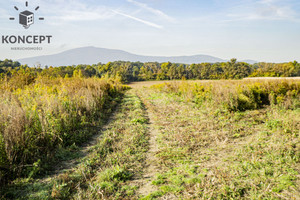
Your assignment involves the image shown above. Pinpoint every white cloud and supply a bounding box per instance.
[112,9,163,29]
[223,0,298,22]
[22,0,164,29]
[127,0,175,22]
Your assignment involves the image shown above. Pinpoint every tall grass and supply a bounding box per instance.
[0,76,127,183]
[152,79,300,111]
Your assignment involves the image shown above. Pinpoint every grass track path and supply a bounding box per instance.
[133,90,161,198]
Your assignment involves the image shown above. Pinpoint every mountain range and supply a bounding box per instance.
[18,46,257,67]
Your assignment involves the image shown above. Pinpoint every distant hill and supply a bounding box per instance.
[17,46,256,67]
[241,60,258,64]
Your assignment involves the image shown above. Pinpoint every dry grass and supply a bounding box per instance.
[0,77,126,183]
[128,77,300,88]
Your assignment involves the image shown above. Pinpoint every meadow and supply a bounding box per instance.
[0,76,299,199]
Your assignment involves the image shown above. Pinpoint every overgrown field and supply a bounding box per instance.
[0,78,299,199]
[0,76,127,184]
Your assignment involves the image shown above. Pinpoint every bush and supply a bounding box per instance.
[151,80,300,111]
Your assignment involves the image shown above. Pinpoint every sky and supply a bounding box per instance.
[0,0,300,62]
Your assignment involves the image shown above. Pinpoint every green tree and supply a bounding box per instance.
[168,64,177,79]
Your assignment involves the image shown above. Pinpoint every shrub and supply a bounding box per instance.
[151,80,300,111]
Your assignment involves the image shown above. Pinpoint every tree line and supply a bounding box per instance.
[0,59,299,83]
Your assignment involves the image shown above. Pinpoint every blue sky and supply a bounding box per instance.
[0,0,300,62]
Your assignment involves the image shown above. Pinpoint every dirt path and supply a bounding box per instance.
[116,89,161,198]
[136,108,160,196]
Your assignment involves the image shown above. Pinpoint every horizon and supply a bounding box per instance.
[17,45,247,61]
[16,46,296,65]
[0,0,300,63]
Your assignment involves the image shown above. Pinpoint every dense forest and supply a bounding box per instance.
[0,59,299,83]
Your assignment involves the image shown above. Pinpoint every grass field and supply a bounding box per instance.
[0,77,299,199]
[128,77,300,88]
